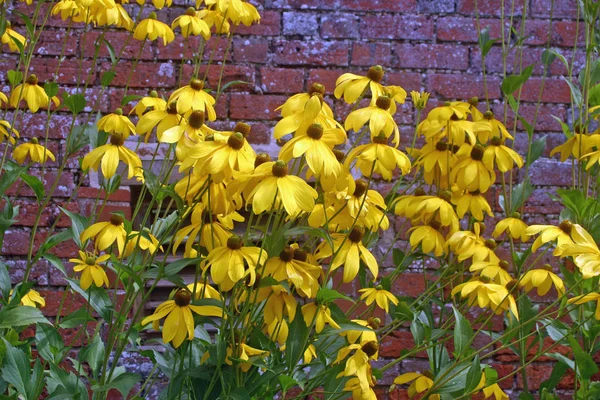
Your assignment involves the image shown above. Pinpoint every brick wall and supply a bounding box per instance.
[1,0,587,398]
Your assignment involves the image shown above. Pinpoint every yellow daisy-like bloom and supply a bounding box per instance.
[172,8,211,39]
[98,108,136,138]
[334,65,386,104]
[525,220,584,255]
[141,288,222,348]
[1,23,27,52]
[550,133,594,162]
[329,179,389,231]
[340,319,378,346]
[173,208,235,255]
[12,138,56,164]
[263,246,321,298]
[278,123,344,178]
[393,372,440,400]
[202,235,267,291]
[0,120,19,145]
[558,225,600,278]
[451,279,519,319]
[169,78,217,119]
[130,91,166,118]
[408,222,447,257]
[133,12,175,46]
[81,213,128,255]
[256,285,297,344]
[451,190,493,221]
[226,343,269,372]
[476,111,514,143]
[450,144,496,192]
[393,189,427,220]
[301,302,341,333]
[197,8,230,34]
[469,260,513,285]
[482,137,524,172]
[345,134,411,180]
[412,192,459,232]
[568,293,600,320]
[519,267,565,296]
[315,226,378,283]
[94,1,134,30]
[123,229,162,257]
[476,373,509,400]
[186,282,223,301]
[9,74,49,113]
[414,141,457,188]
[69,251,110,290]
[410,90,430,110]
[175,172,237,214]
[345,95,400,146]
[492,216,529,242]
[19,289,46,308]
[246,161,318,217]
[343,377,377,400]
[137,0,173,9]
[160,110,212,146]
[51,0,86,21]
[81,134,143,181]
[136,101,182,142]
[304,344,317,364]
[358,286,398,313]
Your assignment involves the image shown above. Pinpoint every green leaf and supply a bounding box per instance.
[228,388,251,400]
[58,307,96,329]
[452,306,473,357]
[285,304,309,370]
[67,279,113,321]
[0,306,50,328]
[395,300,414,321]
[1,339,30,398]
[464,355,481,394]
[19,173,44,204]
[526,135,547,166]
[59,206,88,248]
[508,178,533,215]
[63,93,86,115]
[539,361,569,393]
[7,70,23,87]
[551,115,573,139]
[97,371,139,399]
[562,76,582,107]
[121,94,143,107]
[46,363,88,400]
[0,162,27,197]
[284,226,333,251]
[44,82,59,98]
[66,124,92,156]
[568,336,598,380]
[217,80,251,96]
[316,287,353,304]
[0,261,11,299]
[164,257,202,276]
[278,375,297,395]
[35,323,64,363]
[79,334,104,377]
[14,11,34,37]
[101,71,116,87]
[501,65,534,96]
[103,38,117,65]
[541,49,556,67]
[478,27,495,57]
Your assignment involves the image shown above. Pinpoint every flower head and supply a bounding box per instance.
[69,251,110,290]
[358,286,398,313]
[13,138,55,164]
[9,75,49,113]
[133,12,175,46]
[81,133,143,181]
[81,213,128,255]
[19,289,46,308]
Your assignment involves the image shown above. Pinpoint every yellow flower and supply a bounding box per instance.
[93,1,134,30]
[186,282,223,301]
[301,302,341,333]
[136,101,182,142]
[476,111,513,143]
[482,137,524,172]
[69,251,110,290]
[558,226,600,278]
[138,0,173,9]
[345,95,400,146]
[98,108,137,138]
[202,235,267,291]
[278,123,344,178]
[123,229,162,257]
[197,8,230,34]
[81,213,128,255]
[304,344,317,364]
[450,144,496,192]
[520,268,565,296]
[141,288,222,348]
[160,110,212,147]
[245,161,318,217]
[568,293,600,320]
[263,246,321,298]
[412,192,459,232]
[226,343,269,372]
[550,133,594,162]
[345,135,411,180]
[358,286,398,313]
[476,373,509,400]
[0,120,19,145]
[169,78,217,119]
[328,179,389,231]
[451,279,519,319]
[175,172,237,214]
[9,74,49,113]
[470,261,513,285]
[340,319,378,345]
[525,220,584,255]
[393,372,439,400]
[334,66,386,104]
[12,138,56,164]
[413,140,457,188]
[173,208,235,255]
[447,226,499,263]
[344,376,377,400]
[19,289,45,308]
[408,223,447,257]
[492,216,529,242]
[451,189,493,221]
[315,226,378,283]
[410,90,430,110]
[81,134,143,181]
[133,13,175,46]
[256,285,297,344]
[130,91,166,118]
[172,8,211,39]
[1,23,27,52]
[51,0,86,21]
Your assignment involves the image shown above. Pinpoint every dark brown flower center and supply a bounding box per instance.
[308,82,325,96]
[189,110,205,129]
[234,122,251,138]
[307,123,324,140]
[110,134,125,146]
[293,248,307,262]
[361,340,379,357]
[227,235,243,250]
[367,317,381,329]
[353,179,368,197]
[505,279,519,292]
[435,141,448,152]
[490,136,502,146]
[559,220,572,235]
[26,74,38,85]
[372,134,388,144]
[227,132,245,150]
[174,289,191,306]
[167,102,178,114]
[468,97,479,107]
[483,110,494,120]
[348,226,365,243]
[190,78,204,91]
[375,95,391,110]
[254,153,271,167]
[185,7,196,16]
[429,220,441,230]
[484,238,496,250]
[414,187,426,197]
[110,214,124,226]
[470,144,484,161]
[438,190,452,203]
[366,65,384,83]
[272,160,288,177]
[279,246,294,262]
[499,260,509,270]
[333,149,345,162]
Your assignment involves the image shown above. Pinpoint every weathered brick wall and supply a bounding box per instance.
[1,0,588,398]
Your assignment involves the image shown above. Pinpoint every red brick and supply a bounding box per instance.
[6,169,79,198]
[77,187,131,202]
[273,0,416,12]
[235,11,281,36]
[391,272,429,297]
[521,20,585,47]
[457,0,525,16]
[393,43,470,70]
[426,73,502,100]
[229,93,288,120]
[360,14,434,40]
[531,0,578,18]
[493,103,568,133]
[35,29,78,56]
[273,40,349,66]
[83,31,154,60]
[523,159,572,186]
[99,61,177,88]
[321,13,360,39]
[260,67,305,93]
[518,78,572,103]
[156,35,226,61]
[233,38,269,63]
[437,17,506,42]
[351,42,392,67]
[283,11,319,36]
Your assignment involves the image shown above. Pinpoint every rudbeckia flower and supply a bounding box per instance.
[483,137,524,172]
[94,1,134,30]
[550,133,594,162]
[408,222,447,257]
[81,213,128,255]
[358,286,398,313]
[19,289,46,308]
[451,189,493,221]
[301,302,341,333]
[173,207,236,255]
[69,251,110,290]
[202,235,267,291]
[98,108,137,138]
[263,245,322,298]
[525,220,586,255]
[558,225,600,278]
[1,23,27,52]
[476,111,514,143]
[469,260,513,285]
[133,12,175,46]
[304,344,317,364]
[519,267,565,296]
[160,110,211,146]
[186,282,222,301]
[172,8,211,39]
[9,74,49,113]
[123,229,162,257]
[412,191,459,232]
[476,373,509,400]
[141,288,222,348]
[315,226,378,283]
[136,101,183,142]
[169,78,217,119]
[393,372,439,400]
[81,133,143,181]
[174,172,237,214]
[451,279,519,319]
[450,144,496,192]
[12,138,56,164]
[256,285,297,344]
[568,293,600,320]
[197,8,231,34]
[345,95,400,146]
[334,65,386,104]
[328,179,389,231]
[410,90,430,110]
[226,343,269,372]
[414,140,458,189]
[345,134,411,180]
[51,0,86,21]
[245,160,318,217]
[0,120,19,145]
[136,0,173,9]
[492,215,529,241]
[130,91,167,118]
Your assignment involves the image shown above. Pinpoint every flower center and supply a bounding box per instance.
[361,340,379,357]
[499,260,509,270]
[483,110,494,120]
[254,153,271,167]
[110,134,125,146]
[30,137,39,144]
[306,123,323,140]
[506,279,519,292]
[227,132,245,150]
[333,149,345,162]
[26,74,38,85]
[375,95,391,110]
[114,108,123,116]
[438,190,452,203]
[429,220,441,230]
[559,220,572,235]
[366,65,384,83]
[149,90,158,98]
[470,144,485,161]
[435,141,448,152]
[490,136,502,146]
[110,214,124,226]
[190,78,204,91]
[85,256,97,265]
[167,102,178,114]
[414,187,426,196]
[272,160,288,177]
[484,238,497,250]
[234,122,251,138]
[353,180,368,197]
[185,7,196,16]
[189,110,205,129]
[293,248,307,262]
[542,263,554,272]
[367,317,381,329]
[308,82,325,96]
[372,134,388,144]
[148,11,157,19]
[279,246,294,262]
[468,97,479,107]
[174,289,192,306]
[348,226,365,243]
[227,235,243,250]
